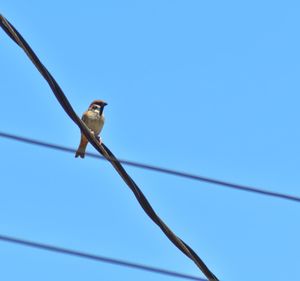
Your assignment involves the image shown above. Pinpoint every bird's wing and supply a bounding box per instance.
[81,111,89,123]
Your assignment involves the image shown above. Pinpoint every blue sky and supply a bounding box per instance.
[1,1,300,280]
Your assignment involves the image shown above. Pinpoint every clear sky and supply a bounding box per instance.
[1,1,300,280]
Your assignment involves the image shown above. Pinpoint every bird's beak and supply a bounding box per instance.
[103,102,108,107]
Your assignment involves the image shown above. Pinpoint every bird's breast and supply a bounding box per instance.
[83,111,105,136]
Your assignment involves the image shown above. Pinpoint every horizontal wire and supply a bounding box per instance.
[1,131,300,203]
[0,234,206,281]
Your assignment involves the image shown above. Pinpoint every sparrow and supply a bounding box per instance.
[75,100,107,158]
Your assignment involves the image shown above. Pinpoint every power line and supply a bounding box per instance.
[1,131,300,203]
[0,15,219,281]
[0,234,206,281]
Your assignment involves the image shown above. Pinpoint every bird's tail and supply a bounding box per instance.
[75,134,88,158]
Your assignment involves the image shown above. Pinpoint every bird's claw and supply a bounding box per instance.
[96,136,102,145]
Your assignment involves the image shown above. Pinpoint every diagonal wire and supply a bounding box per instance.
[0,234,207,281]
[0,14,219,281]
[1,130,300,203]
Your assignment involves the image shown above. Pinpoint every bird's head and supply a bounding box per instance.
[89,100,108,116]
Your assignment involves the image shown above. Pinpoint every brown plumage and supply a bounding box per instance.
[75,100,107,158]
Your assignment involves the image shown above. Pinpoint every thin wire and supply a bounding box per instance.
[1,131,300,203]
[0,234,206,281]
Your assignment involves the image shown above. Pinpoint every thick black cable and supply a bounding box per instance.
[0,234,206,281]
[1,131,300,203]
[0,14,219,280]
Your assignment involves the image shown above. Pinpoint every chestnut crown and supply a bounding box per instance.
[89,100,108,108]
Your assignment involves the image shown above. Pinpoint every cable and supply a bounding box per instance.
[0,234,207,281]
[1,131,300,203]
[0,14,220,280]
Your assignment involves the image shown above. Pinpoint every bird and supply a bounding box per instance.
[75,100,107,158]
